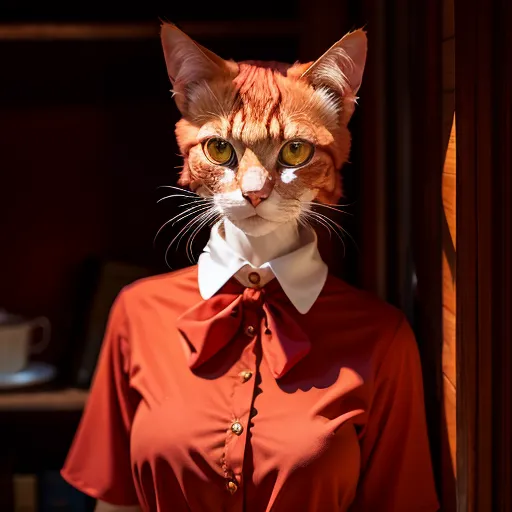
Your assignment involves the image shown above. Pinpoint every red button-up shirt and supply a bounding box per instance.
[61,266,439,511]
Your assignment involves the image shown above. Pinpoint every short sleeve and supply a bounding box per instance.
[61,291,140,506]
[350,317,440,512]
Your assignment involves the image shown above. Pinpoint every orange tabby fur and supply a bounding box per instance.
[161,24,367,234]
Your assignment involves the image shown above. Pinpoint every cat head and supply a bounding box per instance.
[161,24,367,236]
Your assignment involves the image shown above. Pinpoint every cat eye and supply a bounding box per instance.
[279,140,314,167]
[203,138,236,166]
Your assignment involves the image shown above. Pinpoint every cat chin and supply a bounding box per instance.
[228,215,282,237]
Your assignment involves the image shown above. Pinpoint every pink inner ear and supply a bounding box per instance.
[160,23,237,114]
[336,30,367,94]
[300,29,368,96]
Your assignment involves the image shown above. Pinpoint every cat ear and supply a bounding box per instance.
[160,23,238,114]
[300,29,367,98]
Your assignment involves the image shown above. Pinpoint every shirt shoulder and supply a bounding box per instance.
[119,265,202,315]
[320,273,404,324]
[312,274,408,364]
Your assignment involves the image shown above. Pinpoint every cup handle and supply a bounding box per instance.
[30,316,51,354]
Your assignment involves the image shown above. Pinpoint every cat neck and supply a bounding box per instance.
[222,219,301,268]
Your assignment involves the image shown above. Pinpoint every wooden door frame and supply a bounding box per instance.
[455,0,512,510]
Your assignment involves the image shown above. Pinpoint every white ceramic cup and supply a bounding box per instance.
[0,316,51,374]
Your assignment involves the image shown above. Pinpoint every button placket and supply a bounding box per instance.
[223,296,261,493]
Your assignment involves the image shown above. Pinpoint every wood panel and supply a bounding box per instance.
[442,113,457,498]
[443,0,455,39]
[442,251,456,315]
[455,0,512,508]
[354,0,388,298]
[408,0,445,507]
[443,374,457,448]
[441,0,456,504]
[442,112,456,172]
[442,38,455,91]
[443,306,456,386]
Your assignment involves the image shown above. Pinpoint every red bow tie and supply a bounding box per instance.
[176,284,311,379]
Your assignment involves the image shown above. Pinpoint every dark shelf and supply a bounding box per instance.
[0,20,301,41]
[0,388,88,412]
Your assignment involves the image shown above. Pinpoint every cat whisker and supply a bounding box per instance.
[305,211,346,256]
[175,216,205,257]
[195,180,216,198]
[156,185,198,196]
[186,208,221,263]
[303,210,337,242]
[171,204,213,227]
[178,198,213,208]
[164,210,210,268]
[297,214,312,232]
[184,210,212,263]
[157,194,210,204]
[303,200,355,211]
[305,208,359,256]
[303,202,353,217]
[165,205,219,267]
[154,204,212,246]
[317,212,358,253]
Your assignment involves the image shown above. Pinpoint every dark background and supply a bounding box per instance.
[0,1,367,379]
[1,1,511,510]
[0,1,453,510]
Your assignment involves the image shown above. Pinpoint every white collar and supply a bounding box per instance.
[197,222,328,314]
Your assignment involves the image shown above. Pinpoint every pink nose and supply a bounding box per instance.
[240,166,273,207]
[243,190,269,207]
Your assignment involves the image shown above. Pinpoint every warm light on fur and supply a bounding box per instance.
[161,24,367,236]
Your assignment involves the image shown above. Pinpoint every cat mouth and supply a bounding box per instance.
[235,214,267,223]
[229,214,273,226]
[233,214,282,232]
[241,212,276,222]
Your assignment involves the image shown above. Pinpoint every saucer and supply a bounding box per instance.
[0,362,57,390]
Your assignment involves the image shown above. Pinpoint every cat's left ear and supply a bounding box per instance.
[160,23,238,114]
[300,29,367,101]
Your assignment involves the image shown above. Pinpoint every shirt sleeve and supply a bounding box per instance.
[349,316,440,512]
[61,291,140,506]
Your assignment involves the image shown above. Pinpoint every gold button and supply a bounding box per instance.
[226,480,238,494]
[231,421,244,435]
[248,272,261,285]
[239,370,253,383]
[245,325,255,337]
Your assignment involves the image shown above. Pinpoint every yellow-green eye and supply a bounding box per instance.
[204,138,235,165]
[279,140,314,167]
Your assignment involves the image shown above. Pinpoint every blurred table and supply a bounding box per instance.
[0,388,88,511]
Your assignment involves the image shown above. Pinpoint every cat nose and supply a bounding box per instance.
[242,190,268,207]
[240,166,273,207]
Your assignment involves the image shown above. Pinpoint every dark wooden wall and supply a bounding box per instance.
[441,0,457,507]
[455,0,512,509]
[0,10,361,380]
[0,1,465,510]
[1,36,181,371]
